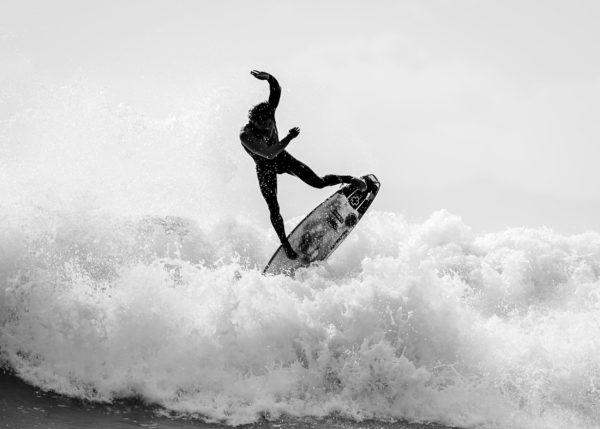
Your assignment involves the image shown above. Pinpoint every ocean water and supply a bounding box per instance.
[1,81,600,429]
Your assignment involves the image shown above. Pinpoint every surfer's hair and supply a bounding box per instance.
[248,102,274,123]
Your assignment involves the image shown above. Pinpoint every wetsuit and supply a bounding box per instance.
[240,76,355,249]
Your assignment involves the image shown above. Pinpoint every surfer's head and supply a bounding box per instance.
[249,102,275,131]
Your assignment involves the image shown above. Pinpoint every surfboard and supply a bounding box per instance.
[263,174,380,276]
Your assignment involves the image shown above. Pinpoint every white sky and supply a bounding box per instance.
[2,0,600,233]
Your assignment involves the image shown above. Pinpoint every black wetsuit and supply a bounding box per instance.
[240,76,354,248]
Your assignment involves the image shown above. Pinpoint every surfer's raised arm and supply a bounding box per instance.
[241,69,368,262]
[240,127,300,160]
[251,70,281,109]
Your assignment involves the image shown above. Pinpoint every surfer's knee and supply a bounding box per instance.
[321,175,341,187]
[306,175,329,189]
[269,210,284,229]
[266,199,281,215]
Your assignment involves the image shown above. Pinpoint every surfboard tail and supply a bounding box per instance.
[363,174,380,194]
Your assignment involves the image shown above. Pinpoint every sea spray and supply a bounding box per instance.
[1,208,600,428]
[1,79,600,428]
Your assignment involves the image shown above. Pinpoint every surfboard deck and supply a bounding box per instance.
[263,174,380,276]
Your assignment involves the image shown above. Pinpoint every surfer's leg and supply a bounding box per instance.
[257,167,298,260]
[282,153,364,189]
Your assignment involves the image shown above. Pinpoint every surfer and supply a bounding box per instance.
[240,70,366,260]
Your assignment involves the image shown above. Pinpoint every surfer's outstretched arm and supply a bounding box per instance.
[241,127,300,160]
[251,70,281,109]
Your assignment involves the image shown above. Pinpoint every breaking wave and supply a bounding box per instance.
[1,80,599,429]
[1,207,600,428]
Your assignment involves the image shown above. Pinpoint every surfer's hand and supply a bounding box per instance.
[288,127,300,139]
[251,70,271,80]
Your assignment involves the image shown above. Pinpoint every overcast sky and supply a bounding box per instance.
[2,0,600,233]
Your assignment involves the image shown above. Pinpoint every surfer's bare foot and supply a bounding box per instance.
[350,177,367,191]
[283,243,298,260]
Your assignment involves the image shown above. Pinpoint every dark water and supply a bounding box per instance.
[0,372,453,429]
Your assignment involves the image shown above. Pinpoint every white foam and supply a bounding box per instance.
[1,80,600,428]
[0,208,599,428]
